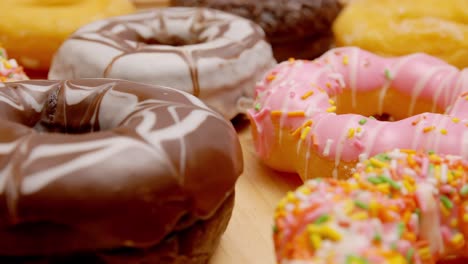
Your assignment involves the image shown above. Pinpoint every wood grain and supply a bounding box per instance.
[209,119,302,264]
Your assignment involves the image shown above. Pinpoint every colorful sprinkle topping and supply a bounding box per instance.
[273,150,468,264]
[384,68,393,80]
[301,90,314,100]
[254,103,261,111]
[343,55,349,65]
[0,46,28,82]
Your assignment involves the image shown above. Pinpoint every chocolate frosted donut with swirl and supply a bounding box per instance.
[48,7,276,120]
[0,79,242,263]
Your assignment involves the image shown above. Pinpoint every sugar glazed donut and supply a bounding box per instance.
[0,47,28,82]
[274,149,468,263]
[248,47,468,181]
[0,79,242,263]
[129,0,168,8]
[333,0,468,68]
[49,7,277,120]
[0,0,135,71]
[170,0,344,62]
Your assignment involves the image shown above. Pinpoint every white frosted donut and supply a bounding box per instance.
[48,7,276,119]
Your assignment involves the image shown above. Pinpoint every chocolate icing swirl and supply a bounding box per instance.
[0,79,242,256]
[48,7,277,120]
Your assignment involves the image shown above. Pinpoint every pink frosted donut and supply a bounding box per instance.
[248,47,468,180]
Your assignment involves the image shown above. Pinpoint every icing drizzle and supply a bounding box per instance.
[249,47,468,180]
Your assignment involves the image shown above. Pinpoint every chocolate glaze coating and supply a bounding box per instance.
[0,79,242,257]
[170,0,343,61]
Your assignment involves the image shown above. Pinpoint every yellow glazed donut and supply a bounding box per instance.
[333,0,468,69]
[0,0,135,71]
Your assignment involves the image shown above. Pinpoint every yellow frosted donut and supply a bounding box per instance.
[0,0,135,71]
[333,0,468,69]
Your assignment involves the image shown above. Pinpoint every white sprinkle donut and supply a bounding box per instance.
[48,7,276,119]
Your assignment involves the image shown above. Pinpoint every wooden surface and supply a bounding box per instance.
[209,119,302,264]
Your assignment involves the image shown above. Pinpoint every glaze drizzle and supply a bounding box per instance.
[49,7,276,119]
[249,47,468,180]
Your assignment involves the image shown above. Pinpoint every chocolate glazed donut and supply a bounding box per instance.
[48,7,276,120]
[0,79,242,263]
[170,0,343,62]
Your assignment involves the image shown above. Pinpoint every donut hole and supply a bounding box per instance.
[28,84,132,134]
[334,88,445,121]
[114,28,206,47]
[33,120,100,134]
[135,35,198,47]
[369,113,395,121]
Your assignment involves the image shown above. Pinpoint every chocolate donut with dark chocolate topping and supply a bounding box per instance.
[0,79,242,263]
[170,0,343,62]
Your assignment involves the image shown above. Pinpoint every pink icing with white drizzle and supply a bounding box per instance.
[248,47,468,178]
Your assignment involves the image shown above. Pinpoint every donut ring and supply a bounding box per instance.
[274,149,468,263]
[333,0,468,68]
[0,0,135,71]
[0,79,242,262]
[248,47,468,180]
[48,7,276,119]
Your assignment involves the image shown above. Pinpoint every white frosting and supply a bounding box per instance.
[48,7,277,119]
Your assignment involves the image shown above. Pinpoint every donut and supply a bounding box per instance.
[0,0,135,72]
[0,47,28,82]
[0,79,242,263]
[169,0,343,62]
[333,0,468,69]
[48,7,276,120]
[248,47,468,181]
[130,0,169,8]
[274,149,468,263]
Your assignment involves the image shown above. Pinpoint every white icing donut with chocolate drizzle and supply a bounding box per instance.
[0,79,242,258]
[48,7,276,119]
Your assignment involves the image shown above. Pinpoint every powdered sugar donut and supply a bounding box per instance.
[248,47,468,180]
[49,7,276,119]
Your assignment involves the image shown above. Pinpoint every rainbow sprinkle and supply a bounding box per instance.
[0,47,28,82]
[274,150,468,264]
